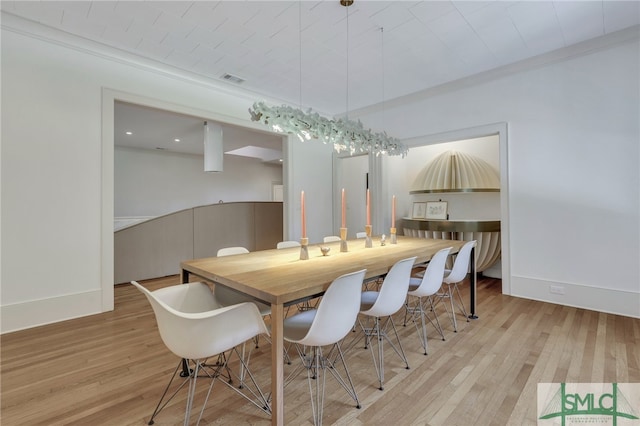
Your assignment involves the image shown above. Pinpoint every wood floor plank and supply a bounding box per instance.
[1,275,638,425]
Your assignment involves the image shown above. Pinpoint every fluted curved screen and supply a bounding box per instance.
[410,150,500,193]
[402,228,501,272]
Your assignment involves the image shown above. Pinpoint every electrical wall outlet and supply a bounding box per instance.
[549,285,565,295]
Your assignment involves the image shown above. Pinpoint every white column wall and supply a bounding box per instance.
[284,136,335,245]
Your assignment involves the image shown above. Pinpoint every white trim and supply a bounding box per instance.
[102,88,288,301]
[2,290,103,333]
[0,12,313,114]
[101,91,115,311]
[348,26,640,119]
[511,276,640,319]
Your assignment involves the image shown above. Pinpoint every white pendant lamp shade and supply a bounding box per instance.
[204,121,223,172]
[410,150,499,193]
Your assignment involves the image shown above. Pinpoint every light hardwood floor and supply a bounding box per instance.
[1,275,638,425]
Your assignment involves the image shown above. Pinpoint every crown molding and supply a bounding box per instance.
[1,11,335,116]
[348,25,640,119]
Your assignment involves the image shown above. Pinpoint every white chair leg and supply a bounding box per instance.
[328,342,361,409]
[146,360,191,425]
[289,343,360,426]
[448,285,458,331]
[184,361,200,426]
[453,283,470,322]
[223,347,271,414]
[427,296,446,341]
[405,296,445,355]
[239,341,249,388]
[359,316,409,390]
[309,348,325,426]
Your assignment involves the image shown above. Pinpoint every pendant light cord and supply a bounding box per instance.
[345,3,349,121]
[299,1,303,109]
[381,27,385,125]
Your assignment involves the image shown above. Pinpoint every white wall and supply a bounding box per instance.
[2,15,638,334]
[0,15,333,332]
[115,146,282,218]
[337,155,369,238]
[356,32,640,317]
[387,135,500,221]
[284,137,335,244]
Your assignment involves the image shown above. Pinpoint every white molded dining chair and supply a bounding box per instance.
[215,247,270,315]
[216,246,249,257]
[277,241,316,311]
[283,269,367,426]
[131,281,270,426]
[323,235,341,243]
[404,247,452,355]
[440,240,476,332]
[276,240,301,249]
[216,247,292,367]
[354,231,381,289]
[356,256,416,390]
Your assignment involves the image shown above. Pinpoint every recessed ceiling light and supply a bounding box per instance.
[174,138,181,142]
[125,131,133,135]
[279,159,283,162]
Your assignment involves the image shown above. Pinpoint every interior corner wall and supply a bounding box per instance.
[0,23,325,333]
[358,37,640,318]
[284,136,335,245]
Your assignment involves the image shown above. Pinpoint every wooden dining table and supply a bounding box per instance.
[181,236,476,425]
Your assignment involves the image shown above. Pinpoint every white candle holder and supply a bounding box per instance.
[300,237,309,260]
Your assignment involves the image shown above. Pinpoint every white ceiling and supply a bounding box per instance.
[114,101,284,163]
[3,1,639,157]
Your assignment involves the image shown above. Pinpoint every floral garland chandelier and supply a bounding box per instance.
[248,0,408,158]
[248,101,407,157]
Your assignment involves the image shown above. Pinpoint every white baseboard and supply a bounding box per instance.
[1,289,103,334]
[510,276,639,318]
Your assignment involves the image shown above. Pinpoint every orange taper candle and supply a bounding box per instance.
[366,189,371,226]
[301,190,306,238]
[341,188,346,228]
[392,195,396,226]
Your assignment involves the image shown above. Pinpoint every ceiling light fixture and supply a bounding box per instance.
[248,0,407,158]
[221,73,245,84]
[204,121,223,172]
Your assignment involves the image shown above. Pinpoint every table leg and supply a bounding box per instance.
[180,269,192,377]
[270,302,285,425]
[469,246,479,319]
